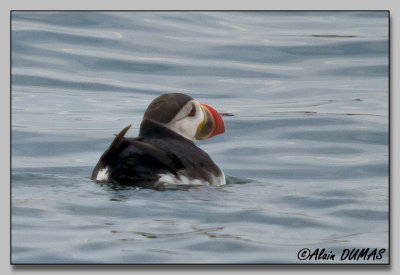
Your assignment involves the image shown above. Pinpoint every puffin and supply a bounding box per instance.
[91,93,226,189]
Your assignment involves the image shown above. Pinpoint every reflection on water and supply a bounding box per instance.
[11,11,388,264]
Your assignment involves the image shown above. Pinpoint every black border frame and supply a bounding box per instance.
[9,9,391,266]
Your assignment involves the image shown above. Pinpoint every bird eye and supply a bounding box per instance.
[188,104,196,117]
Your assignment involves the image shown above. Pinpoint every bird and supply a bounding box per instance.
[91,93,226,189]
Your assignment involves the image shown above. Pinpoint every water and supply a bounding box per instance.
[11,11,389,264]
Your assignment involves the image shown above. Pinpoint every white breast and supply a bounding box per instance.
[156,170,226,187]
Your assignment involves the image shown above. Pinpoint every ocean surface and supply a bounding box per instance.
[11,11,389,264]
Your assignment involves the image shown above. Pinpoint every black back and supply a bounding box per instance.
[91,120,221,188]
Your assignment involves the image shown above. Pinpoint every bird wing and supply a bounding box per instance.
[91,125,183,186]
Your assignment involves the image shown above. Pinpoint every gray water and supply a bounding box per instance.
[11,11,389,264]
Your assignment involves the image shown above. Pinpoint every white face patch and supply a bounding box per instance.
[165,100,205,141]
[96,166,110,182]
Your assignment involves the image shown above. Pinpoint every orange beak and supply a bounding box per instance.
[195,103,225,140]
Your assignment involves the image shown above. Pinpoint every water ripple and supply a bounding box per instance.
[11,11,388,264]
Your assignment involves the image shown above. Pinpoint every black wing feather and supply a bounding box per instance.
[92,125,183,186]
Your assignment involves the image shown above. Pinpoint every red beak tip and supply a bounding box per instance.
[202,103,225,138]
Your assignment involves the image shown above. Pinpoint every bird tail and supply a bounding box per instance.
[91,124,131,180]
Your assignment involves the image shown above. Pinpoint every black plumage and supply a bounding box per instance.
[91,119,222,188]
